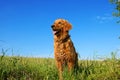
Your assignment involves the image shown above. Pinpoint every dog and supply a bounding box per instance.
[51,19,78,80]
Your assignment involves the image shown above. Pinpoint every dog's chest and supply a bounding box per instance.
[54,40,70,53]
[54,40,74,62]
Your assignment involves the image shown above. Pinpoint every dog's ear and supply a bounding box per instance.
[64,23,72,31]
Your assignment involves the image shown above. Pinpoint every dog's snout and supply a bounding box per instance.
[51,25,54,28]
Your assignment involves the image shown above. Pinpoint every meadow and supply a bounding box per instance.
[0,50,120,80]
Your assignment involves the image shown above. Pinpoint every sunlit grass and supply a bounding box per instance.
[0,50,120,80]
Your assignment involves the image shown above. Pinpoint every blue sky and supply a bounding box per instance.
[0,0,120,59]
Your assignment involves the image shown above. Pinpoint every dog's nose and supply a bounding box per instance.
[51,25,54,28]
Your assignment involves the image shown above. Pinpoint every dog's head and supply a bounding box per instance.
[51,19,72,36]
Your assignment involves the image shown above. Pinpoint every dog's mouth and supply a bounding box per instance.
[52,29,61,35]
[51,25,61,35]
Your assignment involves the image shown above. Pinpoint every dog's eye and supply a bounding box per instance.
[58,22,62,24]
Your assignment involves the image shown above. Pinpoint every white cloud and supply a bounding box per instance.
[96,14,114,23]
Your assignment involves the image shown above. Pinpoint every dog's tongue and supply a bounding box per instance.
[53,31,57,35]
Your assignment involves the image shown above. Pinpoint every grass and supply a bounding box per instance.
[0,50,120,80]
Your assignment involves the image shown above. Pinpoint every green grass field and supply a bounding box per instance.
[0,51,120,80]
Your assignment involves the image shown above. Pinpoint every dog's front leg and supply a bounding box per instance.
[57,61,63,80]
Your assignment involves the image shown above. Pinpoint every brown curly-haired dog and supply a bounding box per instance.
[51,19,78,80]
